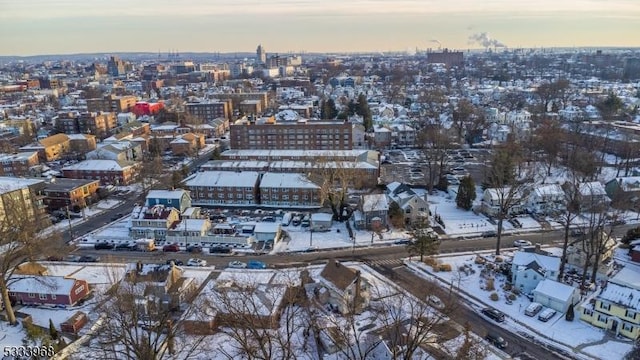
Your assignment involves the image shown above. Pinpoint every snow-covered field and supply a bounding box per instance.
[406,251,634,360]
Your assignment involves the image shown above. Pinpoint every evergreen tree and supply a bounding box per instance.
[49,318,59,340]
[456,176,477,210]
[321,98,338,119]
[565,303,575,321]
[407,220,439,262]
[356,94,373,131]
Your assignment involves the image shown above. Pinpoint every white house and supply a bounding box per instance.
[526,184,566,215]
[480,187,525,217]
[511,251,560,294]
[386,182,429,226]
[532,279,580,313]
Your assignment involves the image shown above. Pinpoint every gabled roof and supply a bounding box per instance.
[320,259,359,291]
[362,194,389,212]
[533,279,577,303]
[9,275,79,295]
[599,282,640,310]
[512,252,560,272]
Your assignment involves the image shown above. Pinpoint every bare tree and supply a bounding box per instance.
[483,143,533,255]
[533,119,565,178]
[310,156,364,221]
[201,272,311,360]
[0,186,65,325]
[417,125,451,194]
[81,263,205,360]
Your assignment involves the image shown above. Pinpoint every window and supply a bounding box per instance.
[626,310,637,319]
[28,293,35,298]
[600,302,611,311]
[597,314,608,323]
[583,309,593,316]
[39,294,47,300]
[623,323,634,332]
[405,208,411,214]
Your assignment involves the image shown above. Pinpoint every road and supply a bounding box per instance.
[64,203,636,359]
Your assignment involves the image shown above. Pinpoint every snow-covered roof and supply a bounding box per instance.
[184,171,260,188]
[532,279,577,303]
[362,194,389,212]
[259,173,319,189]
[147,189,188,200]
[578,181,607,197]
[222,149,372,159]
[599,282,640,310]
[533,184,564,197]
[9,276,79,295]
[0,177,44,194]
[62,159,133,171]
[311,213,333,222]
[173,219,208,232]
[610,267,640,290]
[512,252,560,272]
[254,222,280,234]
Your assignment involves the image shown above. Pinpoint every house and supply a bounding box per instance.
[532,279,580,313]
[357,194,389,230]
[86,140,141,162]
[253,222,281,243]
[372,125,392,149]
[41,177,101,211]
[605,177,640,208]
[129,204,181,240]
[566,232,617,277]
[145,189,192,213]
[580,267,640,339]
[170,133,205,156]
[311,259,370,314]
[8,276,89,307]
[184,171,260,207]
[22,133,70,161]
[124,263,197,313]
[311,213,333,232]
[525,184,566,215]
[62,159,140,185]
[389,124,416,147]
[577,181,610,208]
[511,251,560,294]
[630,240,640,263]
[259,172,321,208]
[386,182,429,227]
[480,187,525,217]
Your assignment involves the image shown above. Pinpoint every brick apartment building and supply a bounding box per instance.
[87,94,137,113]
[56,112,117,139]
[230,119,352,150]
[259,172,321,208]
[0,152,39,176]
[185,100,233,121]
[62,159,140,185]
[41,178,101,211]
[211,92,269,111]
[184,171,260,206]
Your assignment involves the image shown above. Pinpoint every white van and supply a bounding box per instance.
[281,212,292,226]
[525,302,543,317]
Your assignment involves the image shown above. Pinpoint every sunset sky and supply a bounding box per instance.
[1,0,638,56]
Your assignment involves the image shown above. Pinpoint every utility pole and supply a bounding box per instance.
[66,206,73,240]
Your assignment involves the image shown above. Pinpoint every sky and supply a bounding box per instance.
[1,0,639,56]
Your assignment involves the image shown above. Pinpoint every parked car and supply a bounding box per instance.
[210,247,233,254]
[570,229,585,237]
[115,242,134,251]
[94,242,115,250]
[513,239,533,247]
[187,245,203,253]
[78,255,99,263]
[481,308,505,322]
[166,259,184,266]
[481,231,497,238]
[485,332,508,349]
[162,244,180,252]
[247,260,267,269]
[427,295,444,309]
[187,258,207,267]
[228,261,247,269]
[538,308,557,322]
[525,302,543,317]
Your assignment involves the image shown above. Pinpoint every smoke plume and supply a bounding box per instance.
[468,32,506,49]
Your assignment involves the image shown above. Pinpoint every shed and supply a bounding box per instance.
[532,279,580,313]
[254,222,281,243]
[60,311,88,334]
[311,213,333,232]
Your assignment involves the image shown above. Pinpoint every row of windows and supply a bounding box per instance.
[25,293,57,300]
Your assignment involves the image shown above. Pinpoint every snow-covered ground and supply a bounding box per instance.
[406,250,635,360]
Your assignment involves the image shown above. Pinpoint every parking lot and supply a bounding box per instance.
[380,148,492,187]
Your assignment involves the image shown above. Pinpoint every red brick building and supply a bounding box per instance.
[62,159,140,185]
[41,178,101,211]
[0,152,39,176]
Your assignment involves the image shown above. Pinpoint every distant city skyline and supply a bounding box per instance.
[1,0,639,56]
